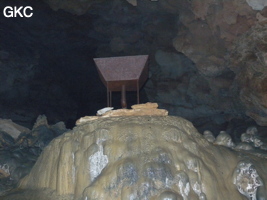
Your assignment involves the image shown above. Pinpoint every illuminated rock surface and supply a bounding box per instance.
[3,115,267,200]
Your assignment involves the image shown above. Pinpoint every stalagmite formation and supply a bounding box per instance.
[3,105,267,200]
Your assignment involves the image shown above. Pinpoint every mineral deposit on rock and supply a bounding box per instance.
[3,115,267,200]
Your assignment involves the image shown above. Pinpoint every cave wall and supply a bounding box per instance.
[1,0,267,127]
[229,23,267,126]
[172,0,267,125]
[44,0,267,126]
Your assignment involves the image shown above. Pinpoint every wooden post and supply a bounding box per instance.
[121,85,127,108]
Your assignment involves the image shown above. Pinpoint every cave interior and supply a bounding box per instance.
[1,0,267,197]
[1,0,266,134]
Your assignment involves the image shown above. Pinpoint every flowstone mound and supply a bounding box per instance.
[3,116,267,200]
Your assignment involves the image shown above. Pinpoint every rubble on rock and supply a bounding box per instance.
[76,102,168,125]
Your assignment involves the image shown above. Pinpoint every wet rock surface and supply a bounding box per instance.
[2,116,267,200]
[0,115,68,196]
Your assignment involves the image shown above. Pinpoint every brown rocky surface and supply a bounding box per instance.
[172,0,257,77]
[2,115,267,200]
[229,22,267,125]
[166,0,267,126]
[171,0,267,126]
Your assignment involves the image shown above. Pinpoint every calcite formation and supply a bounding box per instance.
[214,131,235,148]
[233,161,264,200]
[203,126,267,161]
[3,114,267,200]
